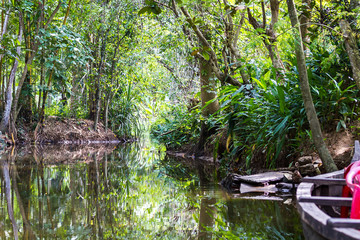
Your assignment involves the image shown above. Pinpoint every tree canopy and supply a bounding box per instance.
[0,0,359,172]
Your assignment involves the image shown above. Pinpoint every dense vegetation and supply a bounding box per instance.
[0,0,359,172]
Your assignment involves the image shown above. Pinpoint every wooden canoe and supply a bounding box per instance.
[296,141,360,240]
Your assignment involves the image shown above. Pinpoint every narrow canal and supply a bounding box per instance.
[0,142,304,239]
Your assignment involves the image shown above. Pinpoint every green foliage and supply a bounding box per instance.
[215,76,305,168]
[0,0,359,173]
[110,81,141,137]
[306,38,359,130]
[134,0,360,172]
[214,44,358,169]
[150,103,201,149]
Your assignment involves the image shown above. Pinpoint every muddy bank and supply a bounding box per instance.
[32,116,119,144]
[0,115,134,146]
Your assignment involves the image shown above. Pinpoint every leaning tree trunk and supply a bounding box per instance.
[339,19,360,90]
[0,8,10,106]
[287,0,337,172]
[0,12,23,133]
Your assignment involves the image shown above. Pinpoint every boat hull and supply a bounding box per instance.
[297,170,360,240]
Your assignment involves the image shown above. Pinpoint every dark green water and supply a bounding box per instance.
[0,143,304,239]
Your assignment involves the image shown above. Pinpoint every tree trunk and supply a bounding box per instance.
[38,59,44,113]
[18,14,35,124]
[268,0,285,75]
[0,8,10,63]
[18,72,33,123]
[265,42,284,73]
[0,5,9,108]
[69,73,79,118]
[104,90,115,132]
[37,0,45,115]
[287,0,337,172]
[299,0,312,50]
[0,12,23,133]
[0,63,3,109]
[104,96,110,131]
[196,58,220,155]
[0,61,19,133]
[93,87,101,130]
[11,1,62,125]
[200,59,219,117]
[339,19,360,90]
[88,60,96,120]
[180,6,242,87]
[179,6,221,154]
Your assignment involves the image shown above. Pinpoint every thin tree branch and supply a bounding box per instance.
[0,8,10,40]
[261,1,266,28]
[153,0,173,11]
[44,1,62,29]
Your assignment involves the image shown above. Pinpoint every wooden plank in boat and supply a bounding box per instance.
[327,218,360,229]
[298,196,352,207]
[301,177,346,185]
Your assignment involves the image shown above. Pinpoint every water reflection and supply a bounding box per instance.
[0,143,304,239]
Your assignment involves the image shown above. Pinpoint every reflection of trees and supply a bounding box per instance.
[0,144,304,239]
[0,148,38,239]
[0,146,108,239]
[196,159,217,240]
[12,153,37,239]
[87,154,104,238]
[198,197,216,240]
[1,150,18,240]
[159,154,221,239]
[214,199,304,239]
[0,143,257,239]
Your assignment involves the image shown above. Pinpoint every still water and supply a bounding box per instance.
[0,143,304,239]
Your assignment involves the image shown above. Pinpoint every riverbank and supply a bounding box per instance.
[165,127,358,194]
[34,116,120,144]
[168,128,356,170]
[1,116,125,145]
